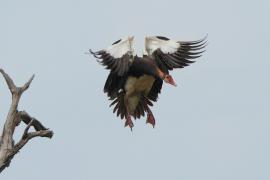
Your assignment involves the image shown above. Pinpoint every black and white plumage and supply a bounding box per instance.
[90,35,207,130]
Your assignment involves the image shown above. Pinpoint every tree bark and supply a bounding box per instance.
[0,69,53,173]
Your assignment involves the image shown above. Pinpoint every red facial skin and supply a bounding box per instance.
[165,75,177,87]
[155,68,177,87]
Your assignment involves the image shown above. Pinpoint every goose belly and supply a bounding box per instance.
[124,75,155,114]
[125,75,155,96]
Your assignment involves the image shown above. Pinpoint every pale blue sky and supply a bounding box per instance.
[1,0,270,179]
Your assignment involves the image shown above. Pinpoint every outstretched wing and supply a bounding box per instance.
[90,36,135,76]
[144,35,207,73]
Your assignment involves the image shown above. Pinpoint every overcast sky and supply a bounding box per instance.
[1,0,270,179]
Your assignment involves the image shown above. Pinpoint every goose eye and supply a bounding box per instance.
[112,39,121,45]
[156,36,170,41]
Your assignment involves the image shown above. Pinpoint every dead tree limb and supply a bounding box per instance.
[0,69,53,173]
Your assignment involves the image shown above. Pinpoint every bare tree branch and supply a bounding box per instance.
[13,129,53,158]
[22,119,34,139]
[19,74,35,93]
[19,111,48,131]
[0,69,17,94]
[0,69,53,173]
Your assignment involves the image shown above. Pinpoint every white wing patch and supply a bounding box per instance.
[144,36,180,55]
[106,36,135,58]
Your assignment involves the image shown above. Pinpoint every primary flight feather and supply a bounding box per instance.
[90,35,207,130]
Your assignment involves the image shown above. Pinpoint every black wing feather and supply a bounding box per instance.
[148,78,163,102]
[104,72,126,99]
[90,49,133,76]
[152,36,207,73]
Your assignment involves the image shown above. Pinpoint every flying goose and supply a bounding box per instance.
[90,35,207,130]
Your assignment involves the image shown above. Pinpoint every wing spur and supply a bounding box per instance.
[90,37,135,76]
[145,35,207,73]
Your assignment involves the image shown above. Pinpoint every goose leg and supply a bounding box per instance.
[146,108,155,128]
[124,98,134,130]
[124,114,133,130]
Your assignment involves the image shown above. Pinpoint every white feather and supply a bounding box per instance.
[106,36,135,58]
[144,36,180,55]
